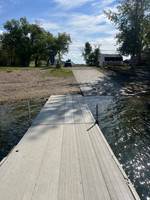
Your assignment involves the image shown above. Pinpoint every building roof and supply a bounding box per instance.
[101,54,122,58]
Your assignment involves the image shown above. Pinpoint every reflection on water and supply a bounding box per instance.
[0,99,46,161]
[85,95,150,200]
[0,96,149,200]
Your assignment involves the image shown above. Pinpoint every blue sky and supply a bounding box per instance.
[0,0,120,64]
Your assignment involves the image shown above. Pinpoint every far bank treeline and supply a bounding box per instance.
[0,17,71,67]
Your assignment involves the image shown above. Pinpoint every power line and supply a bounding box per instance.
[101,50,119,51]
[70,49,118,52]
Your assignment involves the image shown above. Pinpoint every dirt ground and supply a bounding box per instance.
[0,69,80,104]
[0,67,149,104]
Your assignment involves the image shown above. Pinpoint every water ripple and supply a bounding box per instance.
[85,95,150,200]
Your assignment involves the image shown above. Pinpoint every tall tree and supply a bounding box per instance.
[17,18,31,67]
[0,45,8,66]
[104,0,150,68]
[29,24,46,67]
[44,32,58,66]
[93,47,101,66]
[82,42,100,66]
[56,33,72,61]
[2,17,31,66]
[1,18,22,66]
[143,21,150,56]
[82,42,92,64]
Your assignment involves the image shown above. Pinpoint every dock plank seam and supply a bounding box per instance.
[75,126,86,200]
[57,125,64,200]
[29,126,55,200]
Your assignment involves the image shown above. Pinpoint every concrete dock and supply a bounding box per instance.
[0,95,140,199]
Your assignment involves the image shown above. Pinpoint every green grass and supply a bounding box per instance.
[104,65,150,71]
[42,67,73,78]
[94,66,102,70]
[0,66,49,71]
[134,66,150,71]
[73,64,89,67]
[104,65,131,70]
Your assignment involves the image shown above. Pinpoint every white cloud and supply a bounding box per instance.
[68,14,105,27]
[96,37,117,50]
[41,21,61,30]
[92,0,116,8]
[38,12,117,38]
[0,30,3,34]
[54,0,93,9]
[32,19,61,31]
[54,0,116,9]
[34,1,119,64]
[63,36,119,64]
[103,5,118,15]
[38,12,118,63]
[66,13,116,35]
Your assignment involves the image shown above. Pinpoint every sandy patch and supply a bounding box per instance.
[0,69,80,104]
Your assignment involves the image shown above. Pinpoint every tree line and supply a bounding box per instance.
[104,0,150,67]
[0,17,71,67]
[83,0,150,68]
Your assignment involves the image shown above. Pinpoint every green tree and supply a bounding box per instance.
[29,24,46,67]
[93,47,100,66]
[2,17,31,66]
[1,19,21,66]
[56,33,72,62]
[82,42,92,64]
[88,52,95,66]
[44,32,58,66]
[0,45,8,66]
[143,21,150,56]
[17,18,31,67]
[0,17,72,67]
[104,0,150,68]
[82,42,100,66]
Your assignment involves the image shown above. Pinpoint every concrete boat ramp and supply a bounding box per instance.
[72,68,127,96]
[0,95,140,199]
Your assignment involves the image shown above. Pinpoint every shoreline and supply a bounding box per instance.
[0,67,149,105]
[101,68,150,96]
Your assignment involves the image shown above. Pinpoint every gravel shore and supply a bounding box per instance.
[101,69,150,96]
[0,68,80,104]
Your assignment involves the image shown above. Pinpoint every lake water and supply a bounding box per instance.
[0,95,149,200]
[85,95,150,200]
[0,99,46,161]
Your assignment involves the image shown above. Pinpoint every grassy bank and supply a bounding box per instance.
[0,66,49,71]
[0,66,73,78]
[42,67,73,78]
[104,65,150,71]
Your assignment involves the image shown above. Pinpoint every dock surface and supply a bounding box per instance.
[0,95,140,199]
